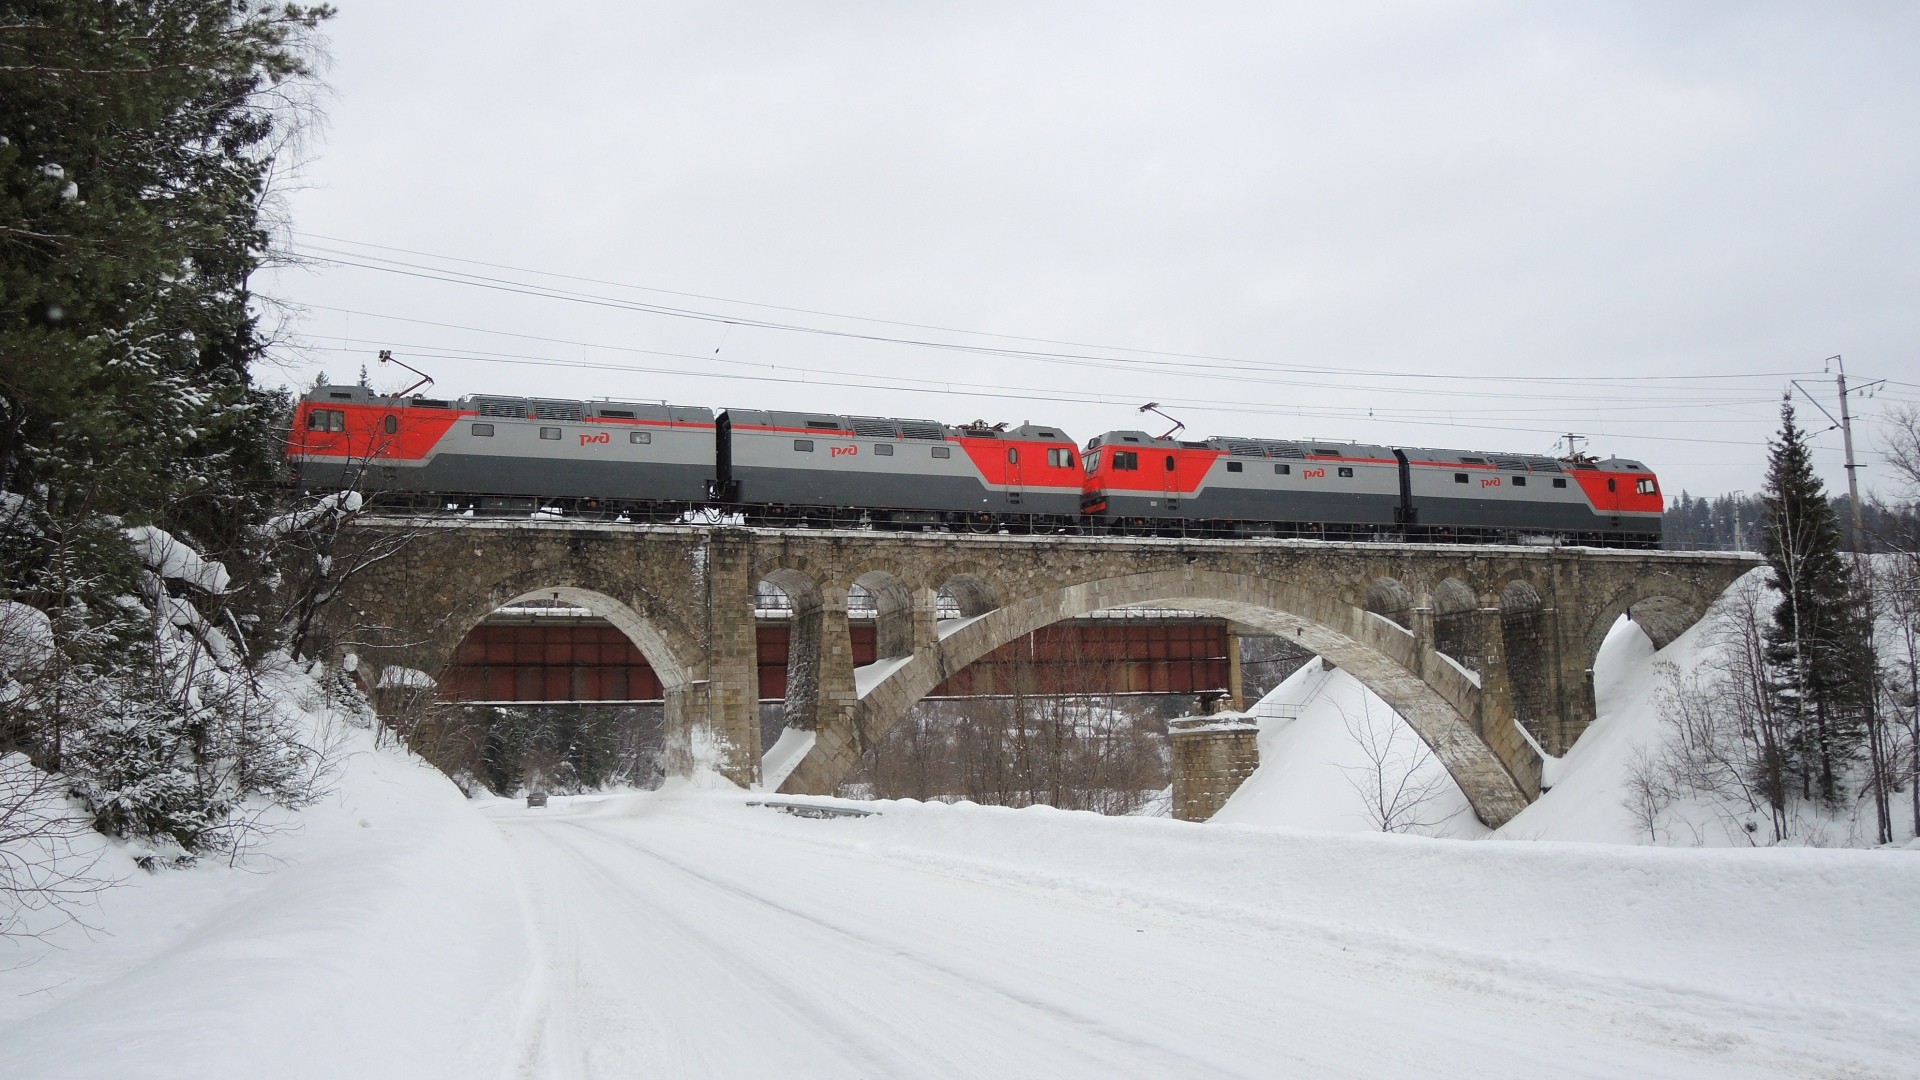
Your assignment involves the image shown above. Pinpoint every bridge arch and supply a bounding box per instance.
[936,570,1001,619]
[852,569,916,660]
[1363,576,1414,628]
[757,565,826,732]
[1496,579,1556,744]
[423,580,698,695]
[784,567,1533,826]
[1429,576,1484,672]
[1582,574,1720,668]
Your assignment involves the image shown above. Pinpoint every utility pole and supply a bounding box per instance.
[1791,355,1885,550]
[1835,356,1863,545]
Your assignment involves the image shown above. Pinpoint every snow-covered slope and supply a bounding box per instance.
[1499,607,1683,842]
[0,677,532,1080]
[1213,658,1489,838]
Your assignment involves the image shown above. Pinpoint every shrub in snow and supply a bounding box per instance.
[1335,699,1463,834]
[0,513,351,865]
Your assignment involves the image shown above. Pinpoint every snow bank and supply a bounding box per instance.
[257,490,363,538]
[937,612,987,640]
[853,653,913,695]
[761,725,816,791]
[1495,614,1672,843]
[0,599,54,672]
[124,524,230,593]
[374,664,437,689]
[0,665,531,1080]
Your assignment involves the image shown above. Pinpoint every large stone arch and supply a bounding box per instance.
[781,568,1534,827]
[384,581,706,778]
[417,573,700,695]
[465,586,692,689]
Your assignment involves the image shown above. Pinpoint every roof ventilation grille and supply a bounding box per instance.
[531,400,586,421]
[473,397,529,419]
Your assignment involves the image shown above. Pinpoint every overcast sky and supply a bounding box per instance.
[255,2,1920,499]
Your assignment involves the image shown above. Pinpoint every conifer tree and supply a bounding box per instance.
[0,2,334,852]
[1759,401,1875,806]
[0,1,329,630]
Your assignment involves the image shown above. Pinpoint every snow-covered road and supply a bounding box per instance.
[490,793,1917,1079]
[7,735,1916,1080]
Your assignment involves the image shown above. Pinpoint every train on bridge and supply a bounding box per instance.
[289,384,1663,546]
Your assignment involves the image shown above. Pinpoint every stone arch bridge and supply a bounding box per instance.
[323,519,1756,827]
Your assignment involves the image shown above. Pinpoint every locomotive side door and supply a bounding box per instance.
[1161,450,1180,511]
[1005,444,1025,508]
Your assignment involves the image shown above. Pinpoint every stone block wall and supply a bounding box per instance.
[1169,717,1261,822]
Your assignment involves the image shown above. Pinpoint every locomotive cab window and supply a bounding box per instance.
[873,443,894,456]
[1113,451,1138,471]
[307,409,346,432]
[1637,478,1658,495]
[793,439,814,452]
[630,431,651,444]
[540,427,561,440]
[1048,448,1073,468]
[471,423,494,437]
[931,446,951,459]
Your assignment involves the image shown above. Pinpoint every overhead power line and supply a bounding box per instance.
[284,234,1828,391]
[282,301,1786,413]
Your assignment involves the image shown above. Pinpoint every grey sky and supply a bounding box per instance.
[257,2,1920,499]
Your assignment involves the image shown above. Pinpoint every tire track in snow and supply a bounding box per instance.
[500,817,937,1077]
[545,817,1267,1079]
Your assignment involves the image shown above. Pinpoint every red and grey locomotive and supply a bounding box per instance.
[288,384,1662,545]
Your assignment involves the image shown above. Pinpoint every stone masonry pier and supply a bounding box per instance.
[322,519,1756,827]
